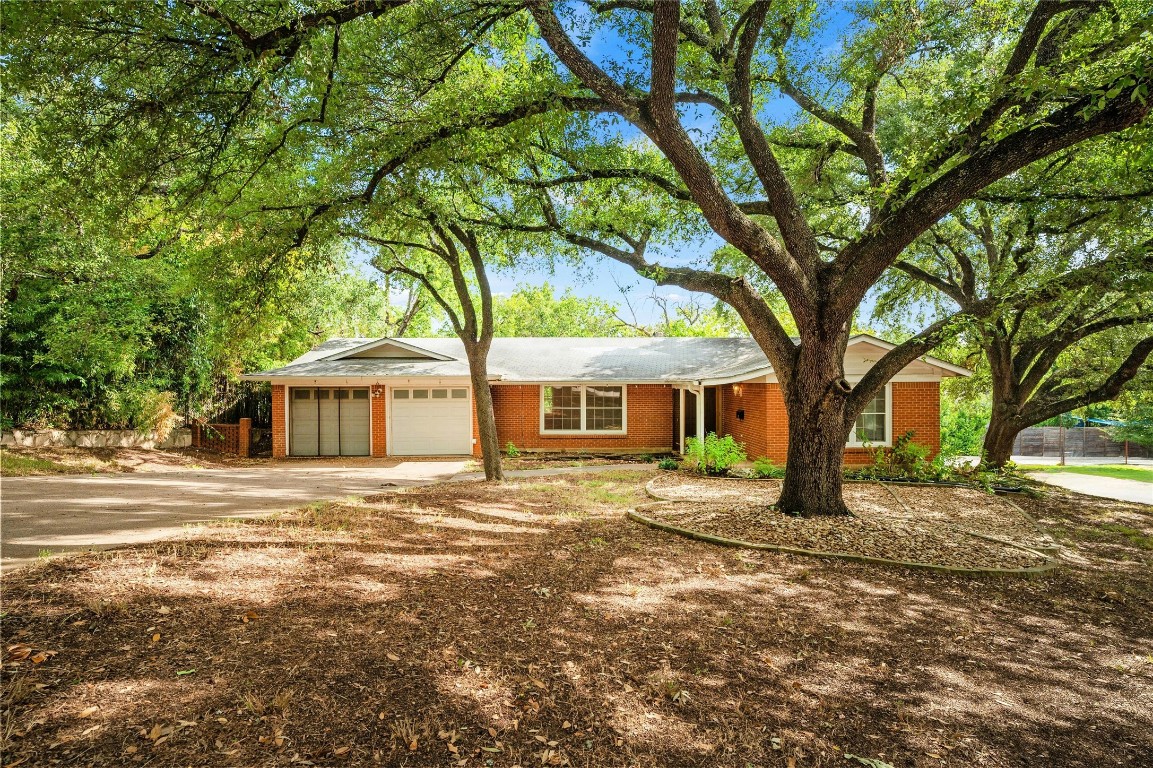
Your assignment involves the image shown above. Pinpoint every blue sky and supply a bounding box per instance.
[359,3,873,328]
[475,4,864,326]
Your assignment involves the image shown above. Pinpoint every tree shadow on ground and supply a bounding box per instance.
[2,473,1151,767]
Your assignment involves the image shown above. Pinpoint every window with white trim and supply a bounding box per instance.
[541,385,625,433]
[848,384,890,446]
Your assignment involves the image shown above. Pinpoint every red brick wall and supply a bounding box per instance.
[271,385,286,458]
[719,381,941,466]
[893,381,941,454]
[371,384,387,457]
[191,419,250,457]
[490,384,674,453]
[719,383,782,460]
[267,379,940,463]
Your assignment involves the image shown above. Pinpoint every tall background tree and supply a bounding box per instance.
[876,136,1153,465]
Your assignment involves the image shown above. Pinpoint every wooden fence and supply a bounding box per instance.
[1012,426,1150,459]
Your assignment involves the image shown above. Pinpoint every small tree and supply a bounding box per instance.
[346,189,511,482]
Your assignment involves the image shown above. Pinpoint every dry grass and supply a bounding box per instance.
[1,472,1151,768]
[0,445,261,476]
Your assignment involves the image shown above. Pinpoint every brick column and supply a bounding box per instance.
[371,384,387,457]
[271,385,286,458]
[238,417,252,458]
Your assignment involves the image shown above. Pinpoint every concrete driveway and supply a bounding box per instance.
[1029,471,1152,505]
[0,460,466,569]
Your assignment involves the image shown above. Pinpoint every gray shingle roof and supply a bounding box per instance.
[243,334,971,382]
[246,336,775,383]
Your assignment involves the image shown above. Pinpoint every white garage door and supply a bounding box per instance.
[390,387,471,456]
[289,387,370,456]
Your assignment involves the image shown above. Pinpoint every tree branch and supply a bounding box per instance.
[1023,335,1153,423]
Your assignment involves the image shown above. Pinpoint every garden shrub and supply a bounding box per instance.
[941,399,989,456]
[684,433,747,475]
[657,457,679,471]
[847,431,942,482]
[752,456,784,478]
[505,442,520,458]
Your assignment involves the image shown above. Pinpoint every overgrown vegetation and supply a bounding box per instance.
[683,433,747,476]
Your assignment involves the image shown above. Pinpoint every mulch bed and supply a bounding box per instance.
[641,476,1053,570]
[2,472,1152,768]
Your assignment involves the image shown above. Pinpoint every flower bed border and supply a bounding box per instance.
[636,476,1060,576]
[657,468,1029,494]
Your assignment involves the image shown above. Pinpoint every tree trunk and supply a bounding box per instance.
[775,339,853,516]
[468,360,503,481]
[982,412,1022,468]
[982,345,1023,468]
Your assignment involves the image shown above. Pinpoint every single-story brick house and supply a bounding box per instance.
[243,334,969,463]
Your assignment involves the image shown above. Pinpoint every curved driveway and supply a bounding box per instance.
[1029,472,1152,505]
[0,461,465,569]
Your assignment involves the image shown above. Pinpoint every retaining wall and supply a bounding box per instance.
[1,428,192,449]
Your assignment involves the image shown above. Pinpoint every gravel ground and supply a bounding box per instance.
[640,476,1051,570]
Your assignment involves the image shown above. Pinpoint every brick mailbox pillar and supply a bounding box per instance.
[238,417,252,458]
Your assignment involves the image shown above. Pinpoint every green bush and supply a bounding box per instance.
[940,399,989,456]
[684,433,747,475]
[847,431,943,482]
[657,457,679,471]
[505,442,520,458]
[752,456,784,478]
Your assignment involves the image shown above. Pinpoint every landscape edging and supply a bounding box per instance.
[638,477,1061,576]
[628,507,1059,576]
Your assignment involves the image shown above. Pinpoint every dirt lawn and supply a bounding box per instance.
[2,471,1151,767]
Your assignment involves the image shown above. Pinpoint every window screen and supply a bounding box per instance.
[294,389,312,400]
[352,389,369,400]
[853,388,887,444]
[543,386,581,431]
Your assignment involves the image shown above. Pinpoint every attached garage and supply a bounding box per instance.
[390,387,471,456]
[289,387,370,456]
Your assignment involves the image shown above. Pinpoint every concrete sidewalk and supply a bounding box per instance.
[1014,456,1153,466]
[1029,472,1152,505]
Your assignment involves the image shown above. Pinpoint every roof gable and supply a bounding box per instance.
[321,337,456,362]
[847,334,971,377]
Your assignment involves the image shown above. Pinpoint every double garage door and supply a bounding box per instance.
[290,387,370,456]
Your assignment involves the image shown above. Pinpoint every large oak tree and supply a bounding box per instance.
[523,0,1152,513]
